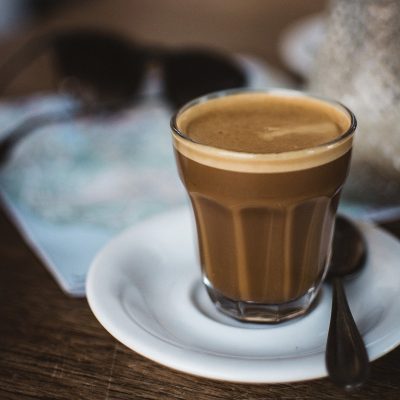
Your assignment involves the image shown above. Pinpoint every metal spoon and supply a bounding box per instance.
[326,215,369,390]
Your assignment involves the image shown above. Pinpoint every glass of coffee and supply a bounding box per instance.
[171,89,356,323]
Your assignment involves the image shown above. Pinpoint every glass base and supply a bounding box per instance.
[204,281,320,323]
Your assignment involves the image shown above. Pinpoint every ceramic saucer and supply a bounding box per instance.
[86,207,400,383]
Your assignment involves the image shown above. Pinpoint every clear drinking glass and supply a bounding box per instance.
[171,89,356,323]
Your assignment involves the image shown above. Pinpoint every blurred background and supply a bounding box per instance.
[0,0,399,296]
[0,0,325,96]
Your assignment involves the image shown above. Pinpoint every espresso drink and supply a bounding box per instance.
[172,91,354,322]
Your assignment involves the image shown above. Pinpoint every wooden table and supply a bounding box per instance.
[1,205,400,399]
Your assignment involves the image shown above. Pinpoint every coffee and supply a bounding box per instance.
[177,93,348,153]
[172,91,355,322]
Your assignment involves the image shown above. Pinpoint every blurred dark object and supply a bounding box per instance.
[0,28,247,108]
[53,30,148,109]
[53,30,247,109]
[163,49,246,108]
[0,28,247,163]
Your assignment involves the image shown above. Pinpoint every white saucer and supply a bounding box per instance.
[86,207,400,383]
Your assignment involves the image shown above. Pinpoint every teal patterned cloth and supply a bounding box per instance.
[0,95,187,294]
[0,96,185,229]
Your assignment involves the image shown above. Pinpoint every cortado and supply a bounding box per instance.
[171,90,355,322]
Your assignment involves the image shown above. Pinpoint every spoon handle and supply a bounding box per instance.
[326,277,369,390]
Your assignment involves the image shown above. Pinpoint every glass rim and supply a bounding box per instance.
[170,88,357,156]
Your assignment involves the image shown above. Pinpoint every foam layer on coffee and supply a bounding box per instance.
[173,92,354,173]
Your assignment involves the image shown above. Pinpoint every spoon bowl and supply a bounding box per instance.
[329,215,367,278]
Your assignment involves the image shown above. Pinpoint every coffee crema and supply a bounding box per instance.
[174,92,352,173]
[172,91,354,307]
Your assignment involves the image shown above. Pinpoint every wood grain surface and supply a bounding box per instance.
[1,206,400,400]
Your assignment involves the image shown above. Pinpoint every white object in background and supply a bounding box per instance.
[280,10,400,222]
[279,14,326,80]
